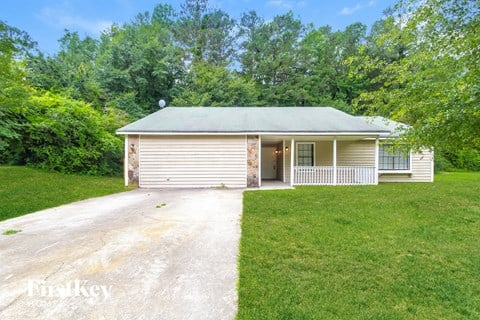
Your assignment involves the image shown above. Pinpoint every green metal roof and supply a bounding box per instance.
[117,107,390,134]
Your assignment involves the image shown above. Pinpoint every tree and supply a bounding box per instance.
[96,13,184,117]
[27,31,101,106]
[152,3,176,27]
[344,16,408,115]
[297,26,341,105]
[238,11,264,81]
[175,0,238,66]
[292,22,367,110]
[0,21,34,162]
[239,11,305,105]
[202,9,237,65]
[365,17,406,62]
[355,0,480,152]
[333,22,368,104]
[172,62,258,106]
[175,0,208,63]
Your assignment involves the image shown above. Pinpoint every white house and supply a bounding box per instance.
[116,107,433,188]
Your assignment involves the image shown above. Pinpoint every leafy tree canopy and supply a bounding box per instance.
[355,0,480,153]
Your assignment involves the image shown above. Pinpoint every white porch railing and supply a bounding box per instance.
[294,166,376,185]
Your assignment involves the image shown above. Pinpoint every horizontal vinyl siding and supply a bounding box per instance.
[337,140,376,166]
[139,135,247,188]
[316,141,333,166]
[379,149,433,183]
[294,140,374,166]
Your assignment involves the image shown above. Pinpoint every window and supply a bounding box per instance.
[297,143,315,166]
[379,144,410,170]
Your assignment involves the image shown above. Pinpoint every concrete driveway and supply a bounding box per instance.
[0,188,243,320]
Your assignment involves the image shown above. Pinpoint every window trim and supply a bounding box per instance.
[378,143,412,173]
[295,142,316,167]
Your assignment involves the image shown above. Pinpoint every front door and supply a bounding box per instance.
[261,147,277,179]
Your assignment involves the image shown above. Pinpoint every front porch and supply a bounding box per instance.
[259,135,379,186]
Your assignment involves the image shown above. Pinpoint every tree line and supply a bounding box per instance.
[1,0,478,175]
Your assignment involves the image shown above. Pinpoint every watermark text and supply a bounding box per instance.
[27,280,112,299]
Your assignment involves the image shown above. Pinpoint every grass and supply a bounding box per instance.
[2,229,21,235]
[0,166,131,221]
[238,172,480,319]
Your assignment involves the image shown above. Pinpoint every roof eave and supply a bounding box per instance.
[116,130,390,136]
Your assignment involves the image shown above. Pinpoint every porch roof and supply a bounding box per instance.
[118,107,390,135]
[358,116,409,138]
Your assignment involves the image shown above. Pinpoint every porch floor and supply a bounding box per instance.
[247,180,293,191]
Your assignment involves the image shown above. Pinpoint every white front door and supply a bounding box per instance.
[261,147,277,179]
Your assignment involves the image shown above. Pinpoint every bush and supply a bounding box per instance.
[437,148,480,172]
[434,153,454,173]
[455,149,480,171]
[19,92,123,175]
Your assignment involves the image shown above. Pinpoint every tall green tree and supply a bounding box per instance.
[238,11,264,81]
[175,0,208,63]
[345,16,407,115]
[27,31,101,106]
[152,3,177,27]
[175,0,237,66]
[355,0,480,152]
[239,11,305,105]
[334,22,367,104]
[0,21,34,162]
[202,9,237,65]
[172,62,258,106]
[96,13,184,117]
[298,26,343,106]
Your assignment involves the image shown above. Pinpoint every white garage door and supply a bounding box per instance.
[139,135,247,188]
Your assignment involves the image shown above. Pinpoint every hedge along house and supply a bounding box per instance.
[116,107,434,188]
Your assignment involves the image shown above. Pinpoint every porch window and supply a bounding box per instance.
[297,143,315,166]
[379,144,410,170]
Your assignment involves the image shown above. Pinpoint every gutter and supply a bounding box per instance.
[115,131,389,136]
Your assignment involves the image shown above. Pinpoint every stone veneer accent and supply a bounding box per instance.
[246,135,260,187]
[127,135,139,186]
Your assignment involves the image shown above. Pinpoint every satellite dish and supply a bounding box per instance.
[158,99,166,108]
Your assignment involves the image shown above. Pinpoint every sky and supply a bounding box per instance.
[2,0,397,54]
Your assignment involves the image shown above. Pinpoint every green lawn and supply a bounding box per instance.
[239,173,480,319]
[0,166,131,221]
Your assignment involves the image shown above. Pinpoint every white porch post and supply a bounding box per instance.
[282,139,286,183]
[124,135,129,186]
[258,135,262,187]
[333,138,337,185]
[290,138,295,186]
[374,137,379,185]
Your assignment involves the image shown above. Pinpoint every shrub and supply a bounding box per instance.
[438,148,480,172]
[20,92,123,175]
[434,153,454,173]
[455,149,480,171]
